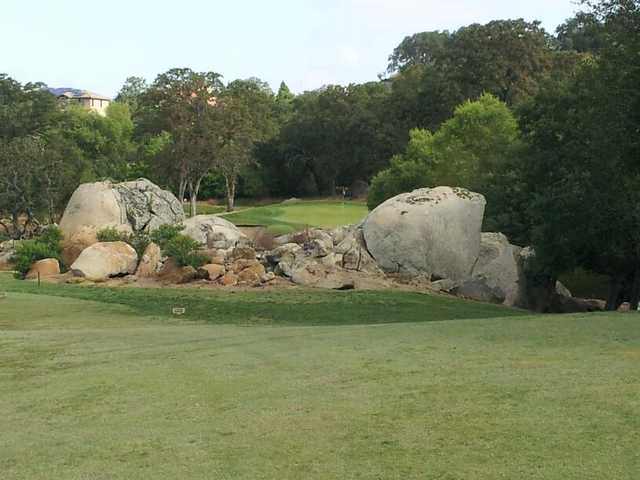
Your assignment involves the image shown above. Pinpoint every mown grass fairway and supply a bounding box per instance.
[222,200,368,234]
[1,274,639,479]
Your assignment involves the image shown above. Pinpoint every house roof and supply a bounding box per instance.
[48,87,111,101]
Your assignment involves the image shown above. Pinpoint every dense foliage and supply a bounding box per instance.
[368,94,521,215]
[12,226,63,278]
[96,227,151,257]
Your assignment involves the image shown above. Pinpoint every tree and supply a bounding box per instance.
[259,82,400,197]
[0,75,87,231]
[51,101,137,181]
[274,81,295,124]
[138,68,224,212]
[0,74,57,139]
[384,20,560,132]
[556,12,607,53]
[367,94,522,212]
[0,136,78,236]
[518,0,640,310]
[215,78,277,211]
[386,31,450,74]
[115,76,148,115]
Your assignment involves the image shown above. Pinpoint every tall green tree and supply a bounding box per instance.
[215,78,277,211]
[115,76,148,115]
[386,31,450,74]
[138,68,224,211]
[368,94,522,213]
[259,82,399,197]
[518,0,640,310]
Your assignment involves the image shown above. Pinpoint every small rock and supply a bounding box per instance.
[229,246,257,262]
[431,279,459,293]
[231,258,261,274]
[238,268,262,284]
[200,249,226,265]
[261,272,276,283]
[452,278,505,304]
[198,264,226,281]
[221,272,238,286]
[159,258,198,284]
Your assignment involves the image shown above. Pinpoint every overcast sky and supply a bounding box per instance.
[2,0,580,97]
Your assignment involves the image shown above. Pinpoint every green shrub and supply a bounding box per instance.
[164,235,207,268]
[127,232,151,258]
[96,227,150,257]
[367,158,431,210]
[38,226,64,250]
[96,227,125,243]
[149,224,185,250]
[12,226,63,279]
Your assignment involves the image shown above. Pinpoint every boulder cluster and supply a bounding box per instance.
[9,179,604,312]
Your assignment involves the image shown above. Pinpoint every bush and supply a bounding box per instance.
[367,158,431,210]
[96,227,150,257]
[96,227,126,243]
[149,224,185,250]
[12,226,63,279]
[164,235,207,268]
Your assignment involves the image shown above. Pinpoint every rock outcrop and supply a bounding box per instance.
[363,187,486,282]
[71,242,138,281]
[182,215,249,249]
[60,179,184,264]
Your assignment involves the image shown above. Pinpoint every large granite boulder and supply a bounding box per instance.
[471,233,523,306]
[182,215,249,249]
[60,179,184,264]
[363,187,486,282]
[70,242,138,282]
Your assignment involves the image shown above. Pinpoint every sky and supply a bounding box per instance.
[1,0,581,97]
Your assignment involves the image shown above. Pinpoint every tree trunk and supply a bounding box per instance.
[225,176,236,212]
[606,275,624,311]
[189,176,203,218]
[178,177,188,206]
[629,266,640,311]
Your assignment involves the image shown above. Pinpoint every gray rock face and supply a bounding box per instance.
[182,215,251,250]
[114,179,185,232]
[452,278,505,304]
[270,243,303,277]
[471,233,523,307]
[363,187,486,282]
[182,215,249,249]
[334,226,381,274]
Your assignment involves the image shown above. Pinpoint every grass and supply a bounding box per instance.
[221,200,368,235]
[183,202,227,216]
[1,274,639,479]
